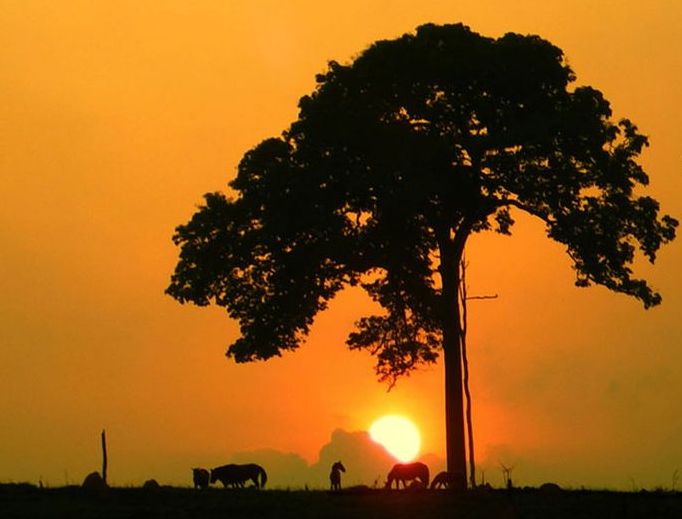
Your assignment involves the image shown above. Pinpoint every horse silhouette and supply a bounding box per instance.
[210,463,267,489]
[192,468,210,489]
[430,471,456,489]
[385,462,429,489]
[329,461,345,491]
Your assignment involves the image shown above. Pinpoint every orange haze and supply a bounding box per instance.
[2,1,681,489]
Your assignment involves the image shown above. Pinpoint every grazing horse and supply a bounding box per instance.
[385,462,429,489]
[192,468,210,489]
[329,461,345,491]
[430,471,456,490]
[210,463,268,489]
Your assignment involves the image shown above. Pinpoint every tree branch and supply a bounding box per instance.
[491,197,552,224]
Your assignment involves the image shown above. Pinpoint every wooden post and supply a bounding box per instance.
[101,429,108,485]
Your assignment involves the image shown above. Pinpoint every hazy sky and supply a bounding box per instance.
[2,1,681,489]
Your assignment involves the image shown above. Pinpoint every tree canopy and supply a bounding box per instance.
[167,23,677,385]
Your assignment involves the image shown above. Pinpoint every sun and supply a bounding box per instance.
[369,415,421,462]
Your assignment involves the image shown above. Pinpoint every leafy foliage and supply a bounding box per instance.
[167,23,676,383]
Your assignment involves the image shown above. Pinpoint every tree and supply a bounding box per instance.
[167,23,677,490]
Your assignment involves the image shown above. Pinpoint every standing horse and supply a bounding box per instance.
[385,462,429,489]
[329,461,345,491]
[192,468,210,489]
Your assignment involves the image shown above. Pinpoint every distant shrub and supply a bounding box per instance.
[143,479,160,490]
[81,471,107,494]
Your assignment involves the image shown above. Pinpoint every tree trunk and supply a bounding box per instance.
[439,238,467,491]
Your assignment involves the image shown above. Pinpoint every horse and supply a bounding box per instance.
[329,461,345,491]
[192,468,210,489]
[430,471,455,489]
[385,462,429,489]
[210,463,267,489]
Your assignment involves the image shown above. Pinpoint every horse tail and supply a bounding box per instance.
[259,466,267,488]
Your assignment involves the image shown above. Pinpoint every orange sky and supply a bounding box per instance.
[2,1,681,489]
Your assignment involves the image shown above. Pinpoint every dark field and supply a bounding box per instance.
[2,484,682,519]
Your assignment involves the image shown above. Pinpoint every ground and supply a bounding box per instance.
[2,484,682,518]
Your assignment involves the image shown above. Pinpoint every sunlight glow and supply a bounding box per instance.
[369,415,421,462]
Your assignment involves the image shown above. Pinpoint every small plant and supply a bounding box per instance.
[672,469,679,492]
[500,463,515,490]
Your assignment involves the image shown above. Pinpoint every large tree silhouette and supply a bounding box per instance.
[167,24,677,490]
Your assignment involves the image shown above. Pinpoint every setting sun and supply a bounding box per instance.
[369,415,421,462]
